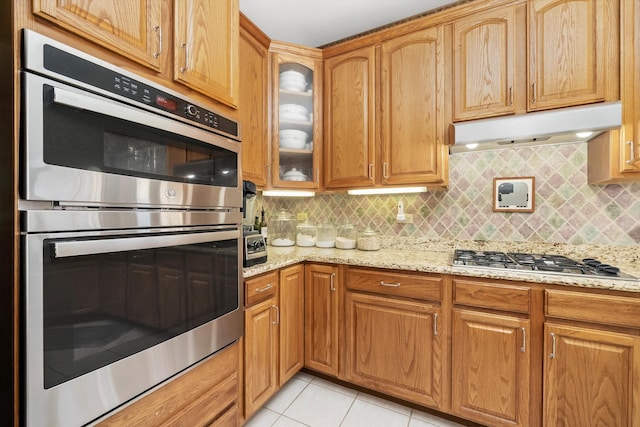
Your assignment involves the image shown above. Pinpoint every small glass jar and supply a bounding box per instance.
[268,210,296,246]
[336,222,357,250]
[296,221,317,247]
[357,227,381,251]
[316,223,337,248]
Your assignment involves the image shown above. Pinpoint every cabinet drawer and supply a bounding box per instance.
[545,289,640,329]
[99,342,238,426]
[164,373,238,426]
[245,271,278,307]
[453,279,530,313]
[346,267,442,302]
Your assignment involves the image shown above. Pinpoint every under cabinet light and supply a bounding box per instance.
[347,186,427,195]
[262,190,316,197]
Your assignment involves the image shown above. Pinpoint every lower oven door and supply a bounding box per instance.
[23,225,243,427]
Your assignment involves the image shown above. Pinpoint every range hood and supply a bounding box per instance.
[449,101,622,153]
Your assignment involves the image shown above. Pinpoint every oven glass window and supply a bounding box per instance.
[42,85,238,187]
[42,237,238,389]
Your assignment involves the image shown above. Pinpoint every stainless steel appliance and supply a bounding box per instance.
[20,30,243,427]
[452,249,638,280]
[242,180,267,267]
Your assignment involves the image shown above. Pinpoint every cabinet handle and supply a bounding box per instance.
[379,280,400,287]
[433,313,438,336]
[531,83,536,104]
[383,162,389,179]
[255,283,272,293]
[272,305,280,325]
[549,332,556,359]
[152,25,162,58]
[368,163,374,179]
[520,327,526,353]
[626,141,635,164]
[180,42,189,73]
[508,87,513,106]
[330,273,336,292]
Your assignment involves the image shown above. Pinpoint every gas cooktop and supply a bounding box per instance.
[452,249,638,281]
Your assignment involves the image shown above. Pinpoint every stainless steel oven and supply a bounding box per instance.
[20,30,244,426]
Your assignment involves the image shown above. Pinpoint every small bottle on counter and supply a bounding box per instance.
[254,216,260,232]
[357,227,381,251]
[259,208,268,242]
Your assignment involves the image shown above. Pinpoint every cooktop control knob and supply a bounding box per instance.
[186,104,199,116]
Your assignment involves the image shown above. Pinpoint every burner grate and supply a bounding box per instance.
[452,249,637,281]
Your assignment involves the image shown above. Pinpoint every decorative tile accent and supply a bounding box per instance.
[258,142,640,246]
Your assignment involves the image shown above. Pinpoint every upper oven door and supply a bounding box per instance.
[22,72,241,209]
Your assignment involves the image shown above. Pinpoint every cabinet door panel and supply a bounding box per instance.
[453,4,524,120]
[452,309,530,427]
[323,46,376,189]
[380,27,445,185]
[174,0,239,108]
[239,22,269,187]
[33,0,162,69]
[304,264,339,375]
[279,265,305,385]
[529,0,618,110]
[345,292,442,408]
[544,323,640,427]
[244,297,278,417]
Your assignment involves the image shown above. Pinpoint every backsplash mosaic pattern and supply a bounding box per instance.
[258,142,640,246]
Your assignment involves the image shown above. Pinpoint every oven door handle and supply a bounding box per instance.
[51,230,239,258]
[52,85,159,127]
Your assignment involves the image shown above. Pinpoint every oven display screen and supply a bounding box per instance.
[156,95,177,111]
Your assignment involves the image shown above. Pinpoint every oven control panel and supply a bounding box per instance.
[40,43,239,139]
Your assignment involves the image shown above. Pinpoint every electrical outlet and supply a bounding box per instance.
[297,212,308,221]
[397,213,413,224]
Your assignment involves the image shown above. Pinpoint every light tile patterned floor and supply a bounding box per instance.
[243,372,467,427]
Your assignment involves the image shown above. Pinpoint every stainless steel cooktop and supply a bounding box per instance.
[452,249,638,281]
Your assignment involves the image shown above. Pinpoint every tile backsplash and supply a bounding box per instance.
[258,142,640,246]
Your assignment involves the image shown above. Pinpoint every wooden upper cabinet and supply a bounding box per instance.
[33,0,163,70]
[323,45,376,189]
[528,0,619,111]
[452,2,526,121]
[543,323,640,427]
[587,0,640,183]
[239,16,270,187]
[271,45,323,189]
[174,0,239,108]
[380,26,447,186]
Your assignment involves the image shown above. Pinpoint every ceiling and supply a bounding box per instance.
[239,0,462,48]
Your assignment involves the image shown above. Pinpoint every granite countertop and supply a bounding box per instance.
[243,239,640,293]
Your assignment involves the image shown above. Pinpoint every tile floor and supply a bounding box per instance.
[243,371,468,427]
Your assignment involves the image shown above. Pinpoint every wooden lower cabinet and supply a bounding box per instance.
[243,266,305,420]
[543,323,640,427]
[98,342,239,426]
[279,264,305,385]
[344,291,443,408]
[304,263,341,376]
[243,271,279,418]
[451,309,530,427]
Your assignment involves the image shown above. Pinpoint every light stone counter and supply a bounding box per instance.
[243,239,640,293]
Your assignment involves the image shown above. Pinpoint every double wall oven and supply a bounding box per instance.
[20,30,243,426]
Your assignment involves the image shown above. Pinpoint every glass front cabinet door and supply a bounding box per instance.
[270,43,323,189]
